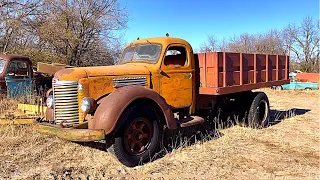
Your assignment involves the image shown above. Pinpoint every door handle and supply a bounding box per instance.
[159,69,170,77]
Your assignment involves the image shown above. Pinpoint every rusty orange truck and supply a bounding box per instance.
[35,37,289,166]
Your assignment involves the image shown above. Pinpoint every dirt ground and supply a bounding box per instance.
[0,89,319,179]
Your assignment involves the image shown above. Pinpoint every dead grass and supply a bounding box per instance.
[0,98,20,119]
[0,89,319,179]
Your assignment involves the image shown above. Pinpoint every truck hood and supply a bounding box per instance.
[54,64,150,81]
[85,64,150,77]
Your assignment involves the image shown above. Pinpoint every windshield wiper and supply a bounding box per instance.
[146,39,156,53]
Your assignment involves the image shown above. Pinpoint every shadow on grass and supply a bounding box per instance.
[76,120,225,154]
[269,108,310,126]
[75,107,310,164]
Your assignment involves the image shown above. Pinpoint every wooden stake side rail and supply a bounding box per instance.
[196,52,290,95]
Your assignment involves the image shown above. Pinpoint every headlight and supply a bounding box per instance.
[80,97,95,113]
[46,95,54,109]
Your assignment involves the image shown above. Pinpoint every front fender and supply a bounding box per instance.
[89,85,176,134]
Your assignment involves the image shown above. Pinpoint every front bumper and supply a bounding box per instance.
[33,121,105,142]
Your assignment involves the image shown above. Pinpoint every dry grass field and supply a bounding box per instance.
[0,89,319,179]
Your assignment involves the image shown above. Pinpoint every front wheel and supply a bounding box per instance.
[111,104,162,167]
[248,92,270,128]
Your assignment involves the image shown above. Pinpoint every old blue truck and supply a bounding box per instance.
[273,71,319,90]
[0,54,52,98]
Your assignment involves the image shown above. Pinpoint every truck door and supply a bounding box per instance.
[5,60,33,98]
[159,44,193,108]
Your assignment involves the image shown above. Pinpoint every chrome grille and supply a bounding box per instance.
[53,79,79,124]
[112,77,147,88]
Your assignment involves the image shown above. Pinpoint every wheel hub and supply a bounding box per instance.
[133,130,143,141]
[124,118,153,155]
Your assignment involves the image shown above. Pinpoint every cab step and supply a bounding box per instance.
[176,116,205,128]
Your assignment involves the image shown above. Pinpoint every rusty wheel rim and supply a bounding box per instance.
[124,117,153,155]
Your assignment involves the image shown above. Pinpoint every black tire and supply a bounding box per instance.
[248,92,270,128]
[229,91,254,126]
[305,87,312,91]
[111,104,162,167]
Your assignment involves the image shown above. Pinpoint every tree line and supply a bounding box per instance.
[200,17,319,73]
[0,2,318,72]
[0,0,127,66]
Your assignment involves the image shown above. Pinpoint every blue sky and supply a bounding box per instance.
[120,0,319,50]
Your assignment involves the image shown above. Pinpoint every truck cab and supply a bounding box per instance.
[46,37,197,125]
[111,37,195,110]
[0,54,53,99]
[0,54,33,98]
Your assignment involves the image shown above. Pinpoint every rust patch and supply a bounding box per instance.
[159,70,193,108]
[46,88,53,98]
[45,108,54,121]
[54,68,87,81]
[54,68,74,78]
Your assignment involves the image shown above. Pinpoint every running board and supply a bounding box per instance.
[176,116,205,128]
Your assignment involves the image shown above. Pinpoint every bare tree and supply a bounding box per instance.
[254,29,286,55]
[200,17,319,72]
[80,37,125,66]
[283,17,319,72]
[200,35,219,52]
[31,0,127,66]
[200,30,287,55]
[199,35,230,52]
[0,0,42,52]
[228,33,257,53]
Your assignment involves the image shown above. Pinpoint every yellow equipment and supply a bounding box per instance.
[0,103,47,125]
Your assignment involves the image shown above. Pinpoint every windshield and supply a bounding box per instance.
[119,44,162,64]
[0,59,6,74]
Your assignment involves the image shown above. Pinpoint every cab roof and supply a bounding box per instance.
[0,53,31,64]
[126,37,192,49]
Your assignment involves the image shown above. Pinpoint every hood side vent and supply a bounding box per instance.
[112,77,147,88]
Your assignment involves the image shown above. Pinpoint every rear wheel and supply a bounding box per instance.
[305,87,312,91]
[111,104,162,167]
[248,92,270,128]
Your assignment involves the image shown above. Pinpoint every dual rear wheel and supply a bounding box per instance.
[247,92,270,128]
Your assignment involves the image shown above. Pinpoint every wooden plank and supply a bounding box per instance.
[276,55,279,81]
[285,56,289,79]
[37,62,73,75]
[223,52,226,87]
[254,54,257,83]
[215,53,219,87]
[0,119,34,125]
[204,53,207,87]
[240,53,243,85]
[266,54,269,82]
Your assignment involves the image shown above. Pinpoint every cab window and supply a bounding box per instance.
[119,44,162,64]
[164,46,188,67]
[6,61,30,77]
[0,59,6,74]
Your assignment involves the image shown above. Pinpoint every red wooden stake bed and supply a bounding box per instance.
[196,52,290,95]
